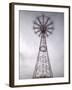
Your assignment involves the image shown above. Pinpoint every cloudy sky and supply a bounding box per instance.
[19,10,64,79]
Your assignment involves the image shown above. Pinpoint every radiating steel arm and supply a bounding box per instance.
[33,26,40,29]
[42,14,44,25]
[46,21,53,27]
[47,27,54,30]
[34,30,40,33]
[45,17,50,25]
[34,21,41,26]
[37,17,42,25]
[47,30,52,34]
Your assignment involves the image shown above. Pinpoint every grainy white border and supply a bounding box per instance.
[14,5,69,85]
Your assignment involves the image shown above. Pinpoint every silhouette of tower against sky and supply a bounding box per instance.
[33,14,54,78]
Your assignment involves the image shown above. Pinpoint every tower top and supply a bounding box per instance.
[33,14,54,37]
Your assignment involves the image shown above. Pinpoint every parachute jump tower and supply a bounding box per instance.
[33,14,54,78]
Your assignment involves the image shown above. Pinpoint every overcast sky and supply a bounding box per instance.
[19,10,64,79]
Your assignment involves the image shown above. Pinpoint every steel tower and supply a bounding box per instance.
[33,14,54,78]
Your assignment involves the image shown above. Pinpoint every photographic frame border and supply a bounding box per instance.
[9,2,70,87]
